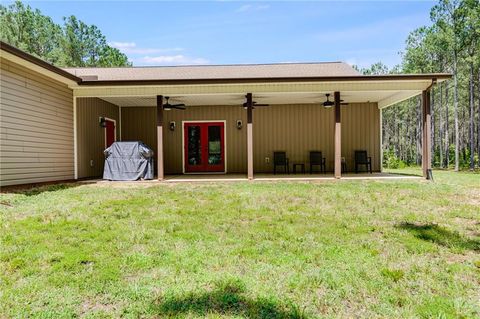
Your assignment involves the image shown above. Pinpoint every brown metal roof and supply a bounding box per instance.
[64,62,361,81]
[65,62,450,86]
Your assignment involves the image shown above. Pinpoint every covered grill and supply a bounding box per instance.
[103,141,154,181]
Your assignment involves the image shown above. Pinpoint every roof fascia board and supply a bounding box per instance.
[76,74,451,86]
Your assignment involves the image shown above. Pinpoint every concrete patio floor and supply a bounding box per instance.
[79,172,422,187]
[163,172,422,182]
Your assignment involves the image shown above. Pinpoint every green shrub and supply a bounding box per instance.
[383,148,407,169]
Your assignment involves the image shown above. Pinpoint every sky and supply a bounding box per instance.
[18,1,436,68]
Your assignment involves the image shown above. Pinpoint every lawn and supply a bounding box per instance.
[0,169,479,318]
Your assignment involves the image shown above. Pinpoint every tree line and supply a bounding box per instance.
[0,1,130,67]
[358,0,479,171]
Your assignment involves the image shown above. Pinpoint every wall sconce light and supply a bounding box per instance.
[169,121,176,131]
[99,117,106,127]
[236,120,243,130]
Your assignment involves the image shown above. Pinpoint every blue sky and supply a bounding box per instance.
[19,1,436,68]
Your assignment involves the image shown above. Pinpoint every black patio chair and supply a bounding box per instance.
[354,150,372,173]
[310,151,326,174]
[273,151,289,174]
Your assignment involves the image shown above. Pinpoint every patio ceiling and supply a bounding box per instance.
[99,90,420,109]
[72,75,449,109]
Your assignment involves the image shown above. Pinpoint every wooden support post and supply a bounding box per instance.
[334,91,341,179]
[157,95,164,180]
[422,90,432,179]
[246,93,254,180]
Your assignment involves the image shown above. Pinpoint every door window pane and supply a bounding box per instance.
[208,125,221,165]
[187,126,201,165]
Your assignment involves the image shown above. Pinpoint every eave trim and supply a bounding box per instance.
[1,41,82,83]
[77,74,451,86]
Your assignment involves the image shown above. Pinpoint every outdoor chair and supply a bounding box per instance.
[273,151,289,174]
[310,151,326,174]
[354,150,372,173]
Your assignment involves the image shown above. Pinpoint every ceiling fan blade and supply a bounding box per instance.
[170,105,186,110]
[253,103,269,107]
[170,103,186,107]
[341,103,349,105]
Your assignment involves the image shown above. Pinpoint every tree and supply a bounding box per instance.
[0,1,63,63]
[0,1,130,67]
[431,0,468,171]
[460,0,480,169]
[374,0,479,171]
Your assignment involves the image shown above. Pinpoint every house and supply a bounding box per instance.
[0,41,451,186]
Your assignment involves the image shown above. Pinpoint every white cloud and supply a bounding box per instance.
[236,4,270,13]
[109,42,184,55]
[137,55,209,66]
[109,41,136,49]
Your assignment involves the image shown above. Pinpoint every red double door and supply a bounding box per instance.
[184,122,225,173]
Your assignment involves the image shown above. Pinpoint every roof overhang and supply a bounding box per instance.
[76,73,451,86]
[1,41,81,85]
[71,75,449,109]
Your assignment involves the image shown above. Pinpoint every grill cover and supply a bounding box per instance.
[103,141,154,181]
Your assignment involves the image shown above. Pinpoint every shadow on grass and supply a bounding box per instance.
[152,280,308,319]
[0,180,97,196]
[397,222,480,251]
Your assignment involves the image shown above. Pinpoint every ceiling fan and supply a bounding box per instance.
[322,93,349,108]
[163,96,186,110]
[243,94,269,108]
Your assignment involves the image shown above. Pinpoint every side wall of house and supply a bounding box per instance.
[120,102,380,174]
[0,58,74,186]
[76,97,119,178]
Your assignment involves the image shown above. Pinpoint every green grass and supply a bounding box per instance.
[0,169,479,318]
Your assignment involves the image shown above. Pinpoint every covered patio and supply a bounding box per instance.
[163,172,421,183]
[69,63,450,181]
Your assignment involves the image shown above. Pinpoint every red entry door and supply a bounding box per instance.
[105,119,116,148]
[184,122,225,173]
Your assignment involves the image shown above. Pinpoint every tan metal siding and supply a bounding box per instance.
[121,103,379,174]
[254,104,335,172]
[0,58,74,186]
[342,103,381,172]
[255,103,380,172]
[121,106,247,174]
[76,97,119,178]
[121,107,156,152]
[164,106,247,174]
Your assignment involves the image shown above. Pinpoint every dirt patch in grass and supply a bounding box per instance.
[80,297,121,317]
